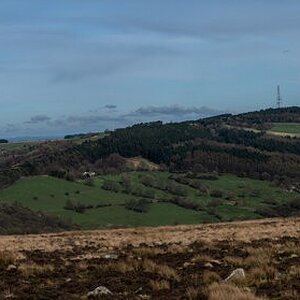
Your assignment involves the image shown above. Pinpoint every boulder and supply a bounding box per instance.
[204,262,214,268]
[103,254,118,260]
[224,268,245,282]
[87,286,112,298]
[6,264,17,272]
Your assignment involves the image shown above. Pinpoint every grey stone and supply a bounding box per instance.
[87,286,112,297]
[225,268,245,282]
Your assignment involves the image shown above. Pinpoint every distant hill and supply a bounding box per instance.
[1,107,299,189]
[216,106,300,129]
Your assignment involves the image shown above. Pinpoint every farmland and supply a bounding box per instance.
[270,122,300,135]
[0,172,298,230]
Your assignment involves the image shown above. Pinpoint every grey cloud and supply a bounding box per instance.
[104,104,117,109]
[1,104,227,137]
[1,123,20,134]
[48,105,225,130]
[128,105,224,118]
[25,115,51,124]
[49,114,127,128]
[95,1,300,41]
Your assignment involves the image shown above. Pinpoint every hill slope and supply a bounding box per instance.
[0,217,299,299]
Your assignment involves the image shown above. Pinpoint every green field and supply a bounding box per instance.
[0,172,297,229]
[0,141,39,151]
[270,122,300,134]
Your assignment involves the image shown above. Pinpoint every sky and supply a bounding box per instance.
[0,0,299,138]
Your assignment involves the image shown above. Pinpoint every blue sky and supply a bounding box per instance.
[0,0,299,137]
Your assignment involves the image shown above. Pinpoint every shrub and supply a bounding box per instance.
[121,174,131,193]
[102,180,121,192]
[141,175,155,187]
[125,198,150,213]
[170,197,203,211]
[207,198,222,208]
[166,182,188,197]
[210,190,223,198]
[84,177,95,187]
[289,197,300,210]
[64,199,92,214]
[64,199,75,211]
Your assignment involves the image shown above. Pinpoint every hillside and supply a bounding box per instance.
[0,203,73,234]
[0,217,299,299]
[1,107,300,188]
[0,172,299,230]
[0,107,299,232]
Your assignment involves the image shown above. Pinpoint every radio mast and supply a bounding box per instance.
[276,85,282,108]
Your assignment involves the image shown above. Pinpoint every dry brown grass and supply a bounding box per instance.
[168,244,188,254]
[103,257,180,281]
[132,246,166,257]
[224,255,244,267]
[277,241,300,257]
[248,265,277,286]
[208,283,262,300]
[191,254,212,264]
[244,247,273,267]
[289,265,300,279]
[19,262,54,278]
[143,259,180,281]
[149,279,170,290]
[0,251,17,267]
[1,288,15,299]
[103,259,140,273]
[202,271,221,285]
[77,261,89,271]
[186,287,202,300]
[0,217,299,254]
[280,289,299,300]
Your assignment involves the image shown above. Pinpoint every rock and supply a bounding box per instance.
[183,262,191,268]
[135,287,143,294]
[6,264,17,271]
[209,259,222,265]
[139,295,150,299]
[204,262,214,268]
[225,268,245,282]
[3,291,15,299]
[87,286,113,297]
[103,254,118,260]
[290,254,298,258]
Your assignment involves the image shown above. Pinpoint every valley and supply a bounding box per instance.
[0,171,298,231]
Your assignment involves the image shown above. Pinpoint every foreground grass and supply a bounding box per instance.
[0,218,299,299]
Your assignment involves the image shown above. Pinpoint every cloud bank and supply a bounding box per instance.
[1,105,227,137]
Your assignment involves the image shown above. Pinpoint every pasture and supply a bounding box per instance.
[0,172,297,229]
